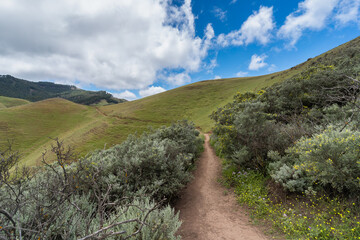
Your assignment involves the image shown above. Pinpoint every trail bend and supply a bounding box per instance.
[175,134,267,240]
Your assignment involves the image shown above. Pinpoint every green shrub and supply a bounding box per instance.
[269,126,360,197]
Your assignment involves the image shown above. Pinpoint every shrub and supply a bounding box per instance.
[80,120,202,202]
[269,126,360,197]
[211,100,305,171]
[0,120,202,239]
[211,65,360,172]
[111,198,181,240]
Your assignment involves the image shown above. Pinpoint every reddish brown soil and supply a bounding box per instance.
[175,134,268,240]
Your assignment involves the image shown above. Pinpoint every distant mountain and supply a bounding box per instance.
[0,75,127,105]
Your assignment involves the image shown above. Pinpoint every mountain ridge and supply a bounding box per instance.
[0,74,126,105]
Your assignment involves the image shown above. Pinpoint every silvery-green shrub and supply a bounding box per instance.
[269,126,360,197]
[0,120,201,239]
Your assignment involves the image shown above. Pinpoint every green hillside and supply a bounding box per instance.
[100,36,360,133]
[0,98,107,166]
[0,75,127,105]
[0,96,29,109]
[1,36,359,167]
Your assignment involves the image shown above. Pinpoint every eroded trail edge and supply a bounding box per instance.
[175,134,267,240]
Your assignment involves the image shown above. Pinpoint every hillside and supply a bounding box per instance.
[0,98,107,166]
[0,75,127,105]
[1,36,359,167]
[0,96,29,109]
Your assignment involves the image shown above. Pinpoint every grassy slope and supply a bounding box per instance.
[0,98,108,166]
[1,36,358,166]
[0,75,285,166]
[0,96,30,109]
[100,74,284,132]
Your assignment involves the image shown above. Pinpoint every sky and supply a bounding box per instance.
[0,0,359,100]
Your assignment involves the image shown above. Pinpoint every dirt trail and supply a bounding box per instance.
[175,134,267,240]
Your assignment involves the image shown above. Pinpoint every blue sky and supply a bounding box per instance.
[188,0,360,83]
[0,0,359,100]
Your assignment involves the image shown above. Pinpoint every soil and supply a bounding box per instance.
[175,134,268,240]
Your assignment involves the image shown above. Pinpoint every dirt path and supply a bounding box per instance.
[175,134,267,240]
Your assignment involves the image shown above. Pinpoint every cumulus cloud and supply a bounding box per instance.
[167,72,191,86]
[139,86,166,97]
[278,0,339,46]
[236,71,248,77]
[217,6,275,47]
[112,90,137,101]
[0,0,212,90]
[248,54,268,71]
[214,75,222,79]
[335,0,360,25]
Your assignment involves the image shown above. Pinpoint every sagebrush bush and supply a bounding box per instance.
[111,198,181,240]
[81,120,202,202]
[269,126,360,197]
[211,99,306,171]
[0,120,202,239]
[211,63,360,173]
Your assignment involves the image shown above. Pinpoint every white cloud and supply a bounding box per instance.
[249,54,268,71]
[230,0,238,4]
[202,23,215,57]
[0,0,211,91]
[213,7,227,22]
[214,75,222,79]
[335,0,360,25]
[139,86,166,97]
[205,57,218,73]
[217,6,275,47]
[167,72,191,86]
[236,71,248,77]
[112,90,137,100]
[278,0,339,46]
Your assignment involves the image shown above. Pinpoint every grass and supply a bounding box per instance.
[222,164,360,239]
[0,98,105,166]
[100,73,290,133]
[0,96,29,109]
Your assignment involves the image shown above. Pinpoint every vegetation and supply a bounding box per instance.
[222,168,360,239]
[0,28,359,240]
[269,126,360,196]
[1,36,359,171]
[0,99,100,167]
[0,75,126,105]
[0,96,29,109]
[211,37,360,238]
[0,71,287,167]
[0,121,202,239]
